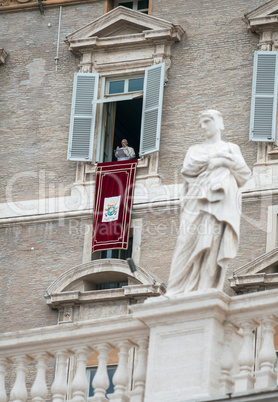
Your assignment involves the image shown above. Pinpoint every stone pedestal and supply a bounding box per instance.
[130,290,230,402]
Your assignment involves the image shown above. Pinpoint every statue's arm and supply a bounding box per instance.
[181,146,209,178]
[206,144,251,187]
[226,144,251,187]
[180,146,209,208]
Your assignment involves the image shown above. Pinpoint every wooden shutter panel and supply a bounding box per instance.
[68,72,99,161]
[250,51,278,142]
[140,63,165,156]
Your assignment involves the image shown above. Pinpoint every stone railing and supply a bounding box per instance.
[220,288,278,397]
[1,289,278,401]
[131,289,278,401]
[0,315,149,402]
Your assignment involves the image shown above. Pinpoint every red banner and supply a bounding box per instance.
[92,160,137,253]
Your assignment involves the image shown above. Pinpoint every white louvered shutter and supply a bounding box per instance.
[67,73,99,161]
[250,51,278,142]
[140,63,165,155]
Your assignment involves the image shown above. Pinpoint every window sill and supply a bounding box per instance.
[79,152,160,186]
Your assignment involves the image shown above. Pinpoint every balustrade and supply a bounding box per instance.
[219,322,235,395]
[255,316,278,389]
[71,346,90,401]
[225,289,278,398]
[0,358,7,402]
[30,353,48,401]
[1,290,278,401]
[0,316,148,402]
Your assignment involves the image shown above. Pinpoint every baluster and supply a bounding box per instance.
[109,341,131,401]
[71,346,90,401]
[255,316,277,389]
[51,350,69,402]
[234,320,256,393]
[10,356,29,402]
[219,323,236,395]
[30,354,49,401]
[0,358,7,402]
[91,343,111,402]
[130,338,148,402]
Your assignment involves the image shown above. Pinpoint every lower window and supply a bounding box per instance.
[87,365,117,396]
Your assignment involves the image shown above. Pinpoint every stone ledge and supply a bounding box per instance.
[0,0,96,14]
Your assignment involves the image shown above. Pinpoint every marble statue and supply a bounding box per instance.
[167,110,251,294]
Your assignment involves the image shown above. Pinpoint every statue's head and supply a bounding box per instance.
[198,109,225,132]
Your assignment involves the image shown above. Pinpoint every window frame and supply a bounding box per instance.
[86,364,118,397]
[93,63,165,163]
[114,0,149,13]
[96,74,144,163]
[106,76,144,95]
[250,51,278,143]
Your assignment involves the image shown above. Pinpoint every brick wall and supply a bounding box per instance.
[0,217,87,332]
[0,2,104,203]
[153,0,262,185]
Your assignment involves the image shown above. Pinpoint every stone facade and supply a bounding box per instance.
[3,0,278,400]
[2,0,278,391]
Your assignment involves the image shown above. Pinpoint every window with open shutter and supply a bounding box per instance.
[250,51,278,142]
[68,73,99,161]
[140,63,165,156]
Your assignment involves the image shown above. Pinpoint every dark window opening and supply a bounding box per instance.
[118,1,133,8]
[88,365,117,397]
[100,241,133,260]
[137,0,148,12]
[116,0,149,13]
[96,281,128,290]
[103,98,142,162]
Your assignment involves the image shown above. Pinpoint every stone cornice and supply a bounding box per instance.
[232,247,278,277]
[244,0,278,33]
[229,273,278,294]
[67,28,183,55]
[65,6,184,43]
[65,6,185,61]
[229,247,278,294]
[0,0,96,14]
[45,259,162,295]
[245,0,278,20]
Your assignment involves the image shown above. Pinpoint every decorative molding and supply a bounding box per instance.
[45,259,163,295]
[65,6,185,78]
[229,247,278,294]
[232,247,278,276]
[0,49,8,64]
[244,0,278,35]
[0,0,97,13]
[245,0,278,20]
[229,273,278,294]
[44,259,165,323]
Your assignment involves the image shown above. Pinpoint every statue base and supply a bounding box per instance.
[130,290,230,402]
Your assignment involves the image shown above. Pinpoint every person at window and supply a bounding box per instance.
[115,139,135,161]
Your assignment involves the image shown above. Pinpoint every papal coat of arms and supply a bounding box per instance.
[102,196,121,222]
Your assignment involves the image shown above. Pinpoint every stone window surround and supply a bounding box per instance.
[266,204,278,252]
[65,6,184,187]
[245,3,278,167]
[44,255,165,324]
[83,218,143,264]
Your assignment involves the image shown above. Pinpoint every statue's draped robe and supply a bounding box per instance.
[167,141,251,294]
